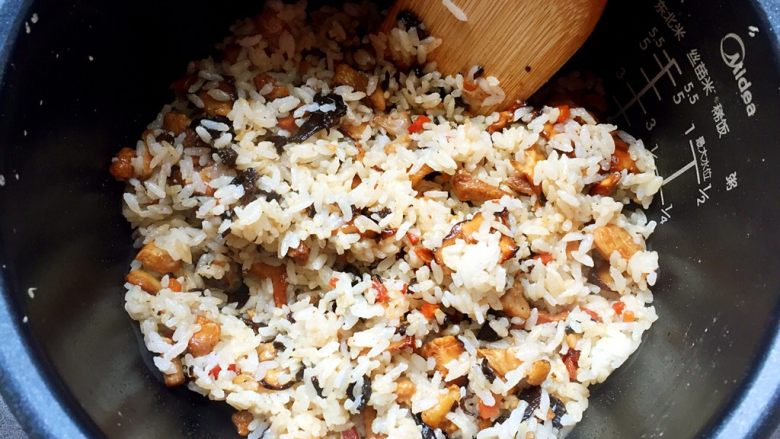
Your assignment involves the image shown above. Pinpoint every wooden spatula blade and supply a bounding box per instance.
[383,0,606,111]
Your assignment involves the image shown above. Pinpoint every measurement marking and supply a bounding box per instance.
[640,67,662,100]
[690,139,701,184]
[659,187,665,205]
[612,96,632,126]
[684,123,696,135]
[610,50,681,121]
[663,160,696,186]
[626,83,647,113]
[655,50,681,86]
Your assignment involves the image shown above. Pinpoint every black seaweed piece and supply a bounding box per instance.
[259,189,282,202]
[481,358,497,382]
[273,341,286,352]
[341,264,363,285]
[216,147,238,166]
[346,376,372,412]
[476,320,501,342]
[231,168,259,196]
[412,413,449,439]
[260,378,295,391]
[295,366,305,381]
[396,9,429,38]
[472,65,485,79]
[356,206,391,221]
[155,132,175,144]
[518,386,566,429]
[412,65,425,77]
[311,376,325,398]
[306,205,317,218]
[441,308,470,327]
[225,283,251,308]
[265,93,347,150]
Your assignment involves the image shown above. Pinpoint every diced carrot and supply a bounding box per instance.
[329,277,339,288]
[373,276,389,304]
[400,283,409,295]
[556,105,570,124]
[277,115,297,132]
[227,364,238,373]
[168,278,183,292]
[405,232,420,245]
[623,311,636,322]
[478,398,501,420]
[463,80,478,92]
[420,302,440,320]
[414,246,435,264]
[408,115,431,134]
[612,301,626,315]
[533,252,553,264]
[562,349,580,381]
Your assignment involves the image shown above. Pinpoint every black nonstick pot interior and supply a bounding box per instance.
[0,1,779,438]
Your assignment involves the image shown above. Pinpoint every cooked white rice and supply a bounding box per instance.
[114,2,663,438]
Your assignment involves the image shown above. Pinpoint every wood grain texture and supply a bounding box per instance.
[383,0,606,111]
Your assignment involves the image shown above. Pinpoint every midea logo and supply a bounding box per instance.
[720,32,756,117]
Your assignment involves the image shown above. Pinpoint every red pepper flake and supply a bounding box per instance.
[420,302,440,320]
[228,364,238,373]
[341,427,360,439]
[562,349,580,381]
[556,105,570,124]
[208,365,222,379]
[408,115,431,134]
[406,232,420,245]
[532,252,554,264]
[612,301,626,315]
[400,283,409,295]
[581,307,602,323]
[372,276,389,304]
[329,277,338,288]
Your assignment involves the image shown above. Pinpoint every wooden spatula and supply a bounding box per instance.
[382,0,606,112]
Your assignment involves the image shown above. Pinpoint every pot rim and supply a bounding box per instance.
[0,0,778,437]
